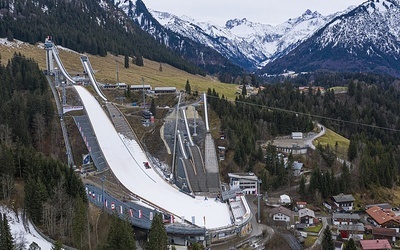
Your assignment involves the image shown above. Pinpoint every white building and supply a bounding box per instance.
[228,173,259,195]
[298,208,315,226]
[280,194,291,205]
[332,193,355,211]
[292,132,303,140]
[270,206,292,222]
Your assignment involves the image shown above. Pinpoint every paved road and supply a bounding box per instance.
[308,217,328,250]
[304,123,326,150]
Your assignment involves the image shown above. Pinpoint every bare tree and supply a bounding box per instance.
[0,124,13,147]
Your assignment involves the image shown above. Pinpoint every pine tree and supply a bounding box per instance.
[298,176,306,199]
[135,53,144,66]
[124,54,129,69]
[345,238,356,250]
[322,226,334,250]
[51,240,63,250]
[185,80,191,94]
[241,83,247,97]
[191,242,204,250]
[147,213,167,250]
[348,138,357,162]
[105,215,136,250]
[1,213,14,250]
[149,98,156,117]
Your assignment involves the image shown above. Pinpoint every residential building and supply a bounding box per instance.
[360,239,392,250]
[366,206,400,227]
[270,206,292,222]
[228,173,259,195]
[296,201,307,209]
[372,227,398,243]
[292,161,304,176]
[332,213,361,225]
[338,223,364,240]
[332,193,355,211]
[298,208,315,226]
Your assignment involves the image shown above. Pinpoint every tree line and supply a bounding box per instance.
[0,0,206,76]
[0,53,192,250]
[207,72,400,192]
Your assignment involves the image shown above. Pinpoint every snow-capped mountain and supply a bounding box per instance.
[111,0,243,75]
[261,0,400,77]
[150,9,341,69]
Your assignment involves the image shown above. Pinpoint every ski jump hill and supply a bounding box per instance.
[44,37,252,243]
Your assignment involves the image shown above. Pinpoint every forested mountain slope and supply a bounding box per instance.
[0,0,205,75]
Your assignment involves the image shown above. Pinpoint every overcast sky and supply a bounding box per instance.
[143,0,366,26]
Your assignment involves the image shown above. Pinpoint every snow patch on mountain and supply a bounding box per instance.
[149,8,350,69]
[316,0,400,55]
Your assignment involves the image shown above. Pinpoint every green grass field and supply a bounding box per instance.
[304,236,318,248]
[0,40,239,100]
[305,224,323,233]
[328,86,348,93]
[313,127,350,159]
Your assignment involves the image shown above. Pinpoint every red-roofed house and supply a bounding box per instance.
[360,239,391,250]
[366,206,400,227]
[296,201,307,209]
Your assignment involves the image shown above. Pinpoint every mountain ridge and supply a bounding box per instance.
[148,7,349,70]
[260,0,400,77]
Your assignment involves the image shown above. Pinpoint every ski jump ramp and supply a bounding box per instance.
[74,86,232,229]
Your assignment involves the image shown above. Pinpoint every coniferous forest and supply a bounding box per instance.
[0,0,206,76]
[208,72,400,201]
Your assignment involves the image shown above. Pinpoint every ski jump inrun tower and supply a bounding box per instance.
[45,36,55,74]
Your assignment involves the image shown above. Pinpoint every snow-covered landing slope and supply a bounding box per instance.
[0,206,53,250]
[74,86,232,229]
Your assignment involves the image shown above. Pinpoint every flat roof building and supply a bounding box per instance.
[228,173,259,195]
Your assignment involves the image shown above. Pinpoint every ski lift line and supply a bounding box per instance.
[203,93,210,133]
[51,47,76,84]
[206,94,400,133]
[181,108,195,147]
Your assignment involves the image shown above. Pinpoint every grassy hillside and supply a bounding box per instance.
[0,39,238,100]
[313,127,350,158]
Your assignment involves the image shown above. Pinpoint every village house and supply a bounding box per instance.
[298,208,315,226]
[296,201,307,209]
[270,206,292,222]
[366,206,400,227]
[331,193,355,211]
[360,239,392,250]
[332,213,361,225]
[338,223,365,240]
